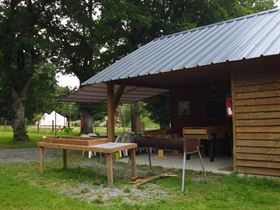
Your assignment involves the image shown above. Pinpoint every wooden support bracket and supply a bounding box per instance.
[107,82,126,142]
[113,82,126,109]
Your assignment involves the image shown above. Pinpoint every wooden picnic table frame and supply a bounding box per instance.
[38,142,137,187]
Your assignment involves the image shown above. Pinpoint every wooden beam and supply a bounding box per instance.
[107,83,115,142]
[113,82,126,109]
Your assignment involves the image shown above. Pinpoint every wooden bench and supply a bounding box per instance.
[38,141,137,187]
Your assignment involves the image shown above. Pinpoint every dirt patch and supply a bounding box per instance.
[62,181,168,206]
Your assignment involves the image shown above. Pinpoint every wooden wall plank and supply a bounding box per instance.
[237,166,280,176]
[236,126,280,133]
[235,90,280,100]
[236,140,280,148]
[235,83,280,93]
[236,153,280,162]
[234,76,280,87]
[235,97,280,106]
[235,112,280,120]
[235,119,280,126]
[235,105,280,113]
[237,133,280,140]
[236,147,280,155]
[236,160,280,169]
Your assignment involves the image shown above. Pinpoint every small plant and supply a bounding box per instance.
[80,188,90,194]
[136,185,145,190]
[62,127,73,134]
[123,187,131,193]
[93,195,103,204]
[58,127,73,137]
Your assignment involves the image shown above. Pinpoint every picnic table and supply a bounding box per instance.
[38,138,137,187]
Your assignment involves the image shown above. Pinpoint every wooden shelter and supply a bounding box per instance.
[64,9,280,177]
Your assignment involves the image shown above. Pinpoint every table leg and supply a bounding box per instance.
[63,149,67,169]
[39,147,45,173]
[106,153,113,187]
[129,148,136,178]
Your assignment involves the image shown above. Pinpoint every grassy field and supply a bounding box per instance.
[1,127,279,209]
[0,127,128,149]
[0,154,279,210]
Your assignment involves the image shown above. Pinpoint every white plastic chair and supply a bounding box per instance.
[115,133,132,157]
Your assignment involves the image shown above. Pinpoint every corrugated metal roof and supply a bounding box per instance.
[62,84,167,103]
[83,8,280,86]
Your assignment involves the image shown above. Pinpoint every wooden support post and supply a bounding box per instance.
[106,153,113,187]
[39,147,45,173]
[63,149,67,169]
[129,148,137,178]
[231,74,237,172]
[107,83,115,142]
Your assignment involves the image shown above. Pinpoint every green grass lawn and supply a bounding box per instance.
[0,155,279,210]
[0,129,47,149]
[0,127,128,149]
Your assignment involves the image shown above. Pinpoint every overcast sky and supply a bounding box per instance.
[57,2,280,89]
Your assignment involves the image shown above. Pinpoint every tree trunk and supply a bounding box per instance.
[11,89,28,141]
[80,111,93,134]
[131,102,142,133]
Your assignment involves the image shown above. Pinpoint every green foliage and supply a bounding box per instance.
[0,1,60,140]
[79,103,106,122]
[118,104,131,127]
[144,93,170,128]
[60,127,73,135]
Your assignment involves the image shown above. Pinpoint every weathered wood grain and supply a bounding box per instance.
[236,153,280,162]
[237,166,280,176]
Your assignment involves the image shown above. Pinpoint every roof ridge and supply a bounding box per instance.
[155,8,280,41]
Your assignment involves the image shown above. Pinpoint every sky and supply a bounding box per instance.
[56,73,80,89]
[57,2,280,89]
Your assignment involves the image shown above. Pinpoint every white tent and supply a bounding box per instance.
[36,111,67,128]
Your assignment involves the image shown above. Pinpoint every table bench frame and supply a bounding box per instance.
[38,142,137,187]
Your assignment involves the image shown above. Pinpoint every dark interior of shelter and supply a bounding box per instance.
[170,80,233,159]
[131,69,234,167]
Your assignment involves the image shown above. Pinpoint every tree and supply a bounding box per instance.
[144,93,170,129]
[0,0,56,140]
[47,0,108,134]
[25,62,57,121]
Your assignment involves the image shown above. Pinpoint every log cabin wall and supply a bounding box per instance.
[231,69,280,177]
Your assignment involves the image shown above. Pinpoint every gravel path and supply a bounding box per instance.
[0,148,60,163]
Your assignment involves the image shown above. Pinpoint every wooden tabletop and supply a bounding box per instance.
[38,142,137,154]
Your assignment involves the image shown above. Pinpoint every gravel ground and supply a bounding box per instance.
[66,182,169,205]
[0,148,61,163]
